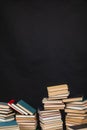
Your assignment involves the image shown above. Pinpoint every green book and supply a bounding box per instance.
[16,99,36,115]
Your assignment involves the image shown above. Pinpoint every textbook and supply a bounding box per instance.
[16,99,36,115]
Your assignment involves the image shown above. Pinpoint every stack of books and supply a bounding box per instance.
[0,102,19,130]
[63,97,87,129]
[38,109,63,130]
[38,84,70,130]
[8,99,37,130]
[0,102,15,122]
[42,84,70,110]
[16,114,37,130]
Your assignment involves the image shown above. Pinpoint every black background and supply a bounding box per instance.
[1,0,87,110]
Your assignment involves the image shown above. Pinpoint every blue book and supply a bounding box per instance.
[0,120,18,128]
[16,100,36,115]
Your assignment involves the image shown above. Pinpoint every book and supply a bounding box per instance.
[0,120,19,128]
[66,117,87,123]
[63,96,83,103]
[42,98,63,104]
[48,89,69,96]
[68,123,87,130]
[48,92,70,98]
[66,105,87,110]
[47,84,68,91]
[8,100,28,115]
[65,108,87,114]
[44,104,65,110]
[67,113,87,117]
[66,100,87,105]
[16,99,36,115]
[38,109,60,114]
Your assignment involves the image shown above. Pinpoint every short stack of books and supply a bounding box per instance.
[8,99,37,130]
[16,114,37,130]
[63,97,87,130]
[0,102,15,122]
[38,109,63,130]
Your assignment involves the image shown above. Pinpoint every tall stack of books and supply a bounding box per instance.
[63,97,87,130]
[38,84,70,130]
[8,99,37,130]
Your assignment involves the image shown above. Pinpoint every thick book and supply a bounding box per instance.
[47,84,68,91]
[8,100,28,115]
[68,123,87,130]
[16,99,36,115]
